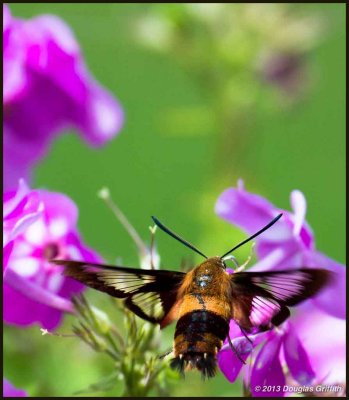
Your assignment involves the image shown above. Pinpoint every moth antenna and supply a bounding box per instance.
[151,216,208,259]
[221,213,283,259]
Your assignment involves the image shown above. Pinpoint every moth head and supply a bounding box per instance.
[203,256,227,270]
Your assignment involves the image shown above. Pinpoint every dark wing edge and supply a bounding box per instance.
[51,259,185,326]
[230,268,332,332]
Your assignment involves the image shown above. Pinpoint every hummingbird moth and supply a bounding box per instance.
[51,213,330,379]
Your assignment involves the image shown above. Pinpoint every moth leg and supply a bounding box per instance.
[228,334,246,365]
[158,348,173,359]
[235,243,256,272]
[238,325,253,344]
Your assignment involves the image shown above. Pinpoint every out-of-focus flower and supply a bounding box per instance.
[3,4,124,191]
[215,180,345,319]
[136,4,322,107]
[257,52,306,95]
[3,379,27,397]
[3,181,102,330]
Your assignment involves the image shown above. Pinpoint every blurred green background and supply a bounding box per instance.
[4,3,345,397]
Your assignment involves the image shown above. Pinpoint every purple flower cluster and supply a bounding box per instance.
[3,4,124,190]
[216,181,345,395]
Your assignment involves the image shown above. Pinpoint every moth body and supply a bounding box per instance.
[171,257,232,378]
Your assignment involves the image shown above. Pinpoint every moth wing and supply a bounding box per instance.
[52,260,185,326]
[230,268,331,332]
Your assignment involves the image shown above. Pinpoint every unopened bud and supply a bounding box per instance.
[91,306,112,334]
[98,187,110,200]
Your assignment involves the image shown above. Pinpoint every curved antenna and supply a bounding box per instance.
[151,216,208,260]
[221,213,283,259]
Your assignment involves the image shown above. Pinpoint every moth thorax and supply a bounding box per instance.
[195,273,212,288]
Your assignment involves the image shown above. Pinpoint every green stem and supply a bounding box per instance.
[98,188,149,257]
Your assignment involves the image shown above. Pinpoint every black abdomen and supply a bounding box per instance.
[171,310,229,378]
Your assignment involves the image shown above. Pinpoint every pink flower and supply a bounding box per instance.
[3,181,102,329]
[3,4,124,190]
[215,181,345,393]
[215,180,345,319]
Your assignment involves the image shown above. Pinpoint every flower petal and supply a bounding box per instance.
[216,185,277,234]
[80,84,124,147]
[219,320,268,383]
[3,241,14,273]
[3,268,75,329]
[65,231,103,263]
[3,179,29,218]
[250,333,285,397]
[307,251,346,319]
[48,217,69,240]
[10,207,44,242]
[292,303,346,384]
[249,250,284,274]
[290,190,306,237]
[218,346,247,383]
[283,323,315,385]
[3,283,67,330]
[215,184,315,265]
[23,219,46,245]
[10,256,40,277]
[38,191,78,229]
[3,5,11,34]
[4,268,74,312]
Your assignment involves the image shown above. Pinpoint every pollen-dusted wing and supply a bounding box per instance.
[52,260,185,325]
[230,268,331,332]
